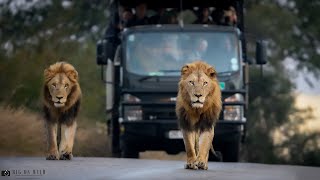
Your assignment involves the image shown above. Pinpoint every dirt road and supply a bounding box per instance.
[0,157,319,180]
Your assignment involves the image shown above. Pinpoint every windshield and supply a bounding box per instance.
[125,31,240,76]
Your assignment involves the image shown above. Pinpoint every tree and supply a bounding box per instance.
[244,0,320,165]
[0,0,109,121]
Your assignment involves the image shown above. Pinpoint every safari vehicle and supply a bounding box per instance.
[96,0,267,162]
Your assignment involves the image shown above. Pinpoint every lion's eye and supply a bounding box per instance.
[203,82,208,86]
[189,81,194,86]
[52,84,56,88]
[64,84,69,89]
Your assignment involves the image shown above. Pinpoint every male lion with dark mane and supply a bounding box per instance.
[176,61,222,170]
[42,62,81,160]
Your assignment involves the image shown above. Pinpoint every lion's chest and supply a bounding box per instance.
[43,100,80,126]
[188,113,202,125]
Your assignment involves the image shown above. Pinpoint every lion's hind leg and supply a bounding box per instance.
[197,128,214,170]
[59,122,77,160]
[46,122,59,160]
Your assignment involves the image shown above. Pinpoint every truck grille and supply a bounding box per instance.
[143,107,176,120]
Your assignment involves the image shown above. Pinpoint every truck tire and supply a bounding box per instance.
[107,135,121,157]
[222,137,241,162]
[107,115,121,158]
[121,142,139,158]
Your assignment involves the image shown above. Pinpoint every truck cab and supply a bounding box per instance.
[96,0,266,162]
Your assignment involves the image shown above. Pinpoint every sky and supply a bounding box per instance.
[284,57,320,95]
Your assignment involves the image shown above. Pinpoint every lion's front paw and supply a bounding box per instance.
[185,162,198,170]
[59,152,73,160]
[46,154,58,160]
[197,161,208,170]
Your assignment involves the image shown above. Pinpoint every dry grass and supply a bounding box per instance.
[0,105,186,160]
[0,105,46,156]
[0,105,109,157]
[73,120,109,157]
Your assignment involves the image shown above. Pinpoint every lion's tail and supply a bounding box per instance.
[210,145,223,161]
[210,145,217,156]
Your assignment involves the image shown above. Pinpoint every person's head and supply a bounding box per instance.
[196,39,208,52]
[163,34,178,48]
[223,6,237,25]
[201,8,210,18]
[122,8,133,22]
[167,11,178,24]
[157,8,165,15]
[135,3,147,19]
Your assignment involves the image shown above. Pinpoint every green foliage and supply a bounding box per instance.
[245,68,294,163]
[244,0,320,166]
[0,40,106,121]
[0,0,108,121]
[289,0,320,72]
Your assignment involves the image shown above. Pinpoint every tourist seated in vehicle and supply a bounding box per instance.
[119,7,133,30]
[125,2,149,27]
[162,34,182,61]
[210,6,237,26]
[193,7,214,24]
[103,5,125,60]
[149,8,167,24]
[222,6,237,26]
[189,38,209,60]
[166,10,179,24]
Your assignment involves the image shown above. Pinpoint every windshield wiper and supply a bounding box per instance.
[218,71,236,76]
[138,75,160,82]
[138,70,180,82]
[158,70,181,73]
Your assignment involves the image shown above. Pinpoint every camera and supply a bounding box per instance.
[1,170,10,176]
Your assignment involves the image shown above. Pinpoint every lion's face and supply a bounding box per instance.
[183,72,214,108]
[47,73,72,108]
[44,62,79,109]
[180,61,218,109]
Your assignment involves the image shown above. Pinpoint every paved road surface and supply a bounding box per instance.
[0,157,319,180]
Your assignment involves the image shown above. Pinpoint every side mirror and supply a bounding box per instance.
[256,40,267,65]
[96,39,117,65]
[96,39,108,65]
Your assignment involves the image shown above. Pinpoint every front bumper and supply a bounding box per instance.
[120,120,245,152]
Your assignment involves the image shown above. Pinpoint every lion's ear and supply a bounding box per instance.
[44,68,54,83]
[67,69,78,82]
[207,67,217,78]
[181,64,191,76]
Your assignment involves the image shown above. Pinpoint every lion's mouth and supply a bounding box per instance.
[54,101,65,107]
[191,100,204,108]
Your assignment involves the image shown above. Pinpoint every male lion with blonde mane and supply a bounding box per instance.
[43,62,81,160]
[176,61,222,170]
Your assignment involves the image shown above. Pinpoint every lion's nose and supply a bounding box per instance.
[194,94,202,98]
[56,96,63,100]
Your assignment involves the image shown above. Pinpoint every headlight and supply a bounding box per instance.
[123,94,142,121]
[223,93,244,121]
[124,94,141,103]
[124,106,142,121]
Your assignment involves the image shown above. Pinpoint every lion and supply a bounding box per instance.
[42,61,81,160]
[175,60,222,170]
